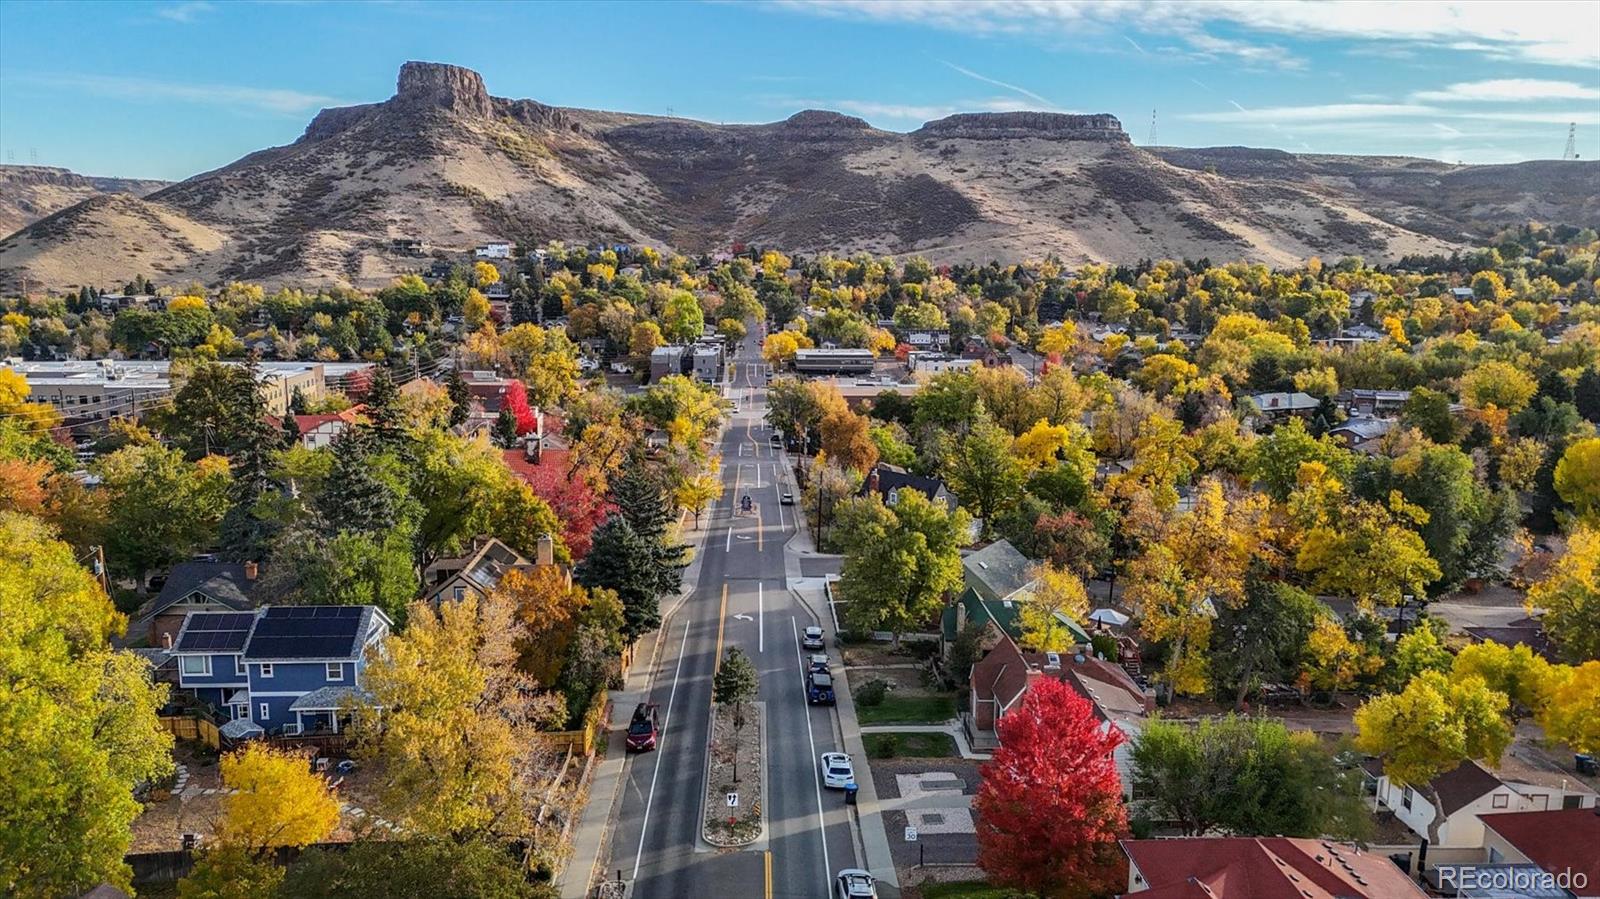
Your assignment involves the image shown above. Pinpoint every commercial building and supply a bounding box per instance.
[793,348,875,375]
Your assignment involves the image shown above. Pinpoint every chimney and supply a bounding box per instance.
[243,561,259,581]
[867,467,880,495]
[536,533,554,568]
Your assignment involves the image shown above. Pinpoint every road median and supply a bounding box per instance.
[701,700,766,848]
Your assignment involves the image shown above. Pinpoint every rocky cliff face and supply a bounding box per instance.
[394,60,494,119]
[3,61,1595,291]
[916,112,1129,142]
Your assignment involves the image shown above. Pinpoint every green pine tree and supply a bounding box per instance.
[610,455,688,595]
[492,407,519,449]
[220,357,284,560]
[316,432,396,536]
[289,386,310,415]
[363,367,407,451]
[575,515,661,640]
[445,367,471,428]
[1576,367,1600,424]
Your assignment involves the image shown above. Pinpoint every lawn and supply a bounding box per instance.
[854,691,957,726]
[865,731,958,759]
[918,882,1012,899]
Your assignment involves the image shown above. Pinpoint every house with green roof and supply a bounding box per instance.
[940,538,1091,658]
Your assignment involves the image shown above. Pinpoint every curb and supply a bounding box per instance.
[699,701,768,850]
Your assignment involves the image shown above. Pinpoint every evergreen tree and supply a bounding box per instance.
[492,408,519,449]
[281,412,303,450]
[575,516,661,640]
[220,357,284,561]
[316,432,396,536]
[610,455,688,595]
[445,367,471,428]
[1537,369,1573,405]
[289,386,310,415]
[363,367,407,451]
[1576,367,1600,424]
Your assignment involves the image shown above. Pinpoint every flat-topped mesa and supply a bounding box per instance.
[395,60,493,119]
[766,109,882,142]
[915,111,1129,142]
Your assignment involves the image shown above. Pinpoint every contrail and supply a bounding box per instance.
[938,59,1058,109]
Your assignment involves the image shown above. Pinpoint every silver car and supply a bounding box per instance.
[802,626,825,650]
[835,869,877,899]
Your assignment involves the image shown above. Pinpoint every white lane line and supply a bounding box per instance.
[791,616,831,889]
[726,524,734,553]
[758,583,765,653]
[632,620,693,882]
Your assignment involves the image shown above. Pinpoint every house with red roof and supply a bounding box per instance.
[276,405,364,450]
[1478,807,1600,898]
[1119,837,1427,899]
[966,632,1152,791]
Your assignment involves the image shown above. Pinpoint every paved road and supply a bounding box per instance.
[608,327,858,898]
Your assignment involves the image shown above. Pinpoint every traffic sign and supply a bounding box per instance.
[904,826,918,842]
[727,792,739,807]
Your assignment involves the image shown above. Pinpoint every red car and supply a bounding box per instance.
[626,702,661,752]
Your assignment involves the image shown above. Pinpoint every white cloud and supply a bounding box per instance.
[25,72,340,114]
[938,60,1061,109]
[1432,122,1465,137]
[1183,103,1438,123]
[772,0,1600,69]
[156,1,213,23]
[1411,78,1600,102]
[1453,109,1600,125]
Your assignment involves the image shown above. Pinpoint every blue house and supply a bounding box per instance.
[173,605,391,737]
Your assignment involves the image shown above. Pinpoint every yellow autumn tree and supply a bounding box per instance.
[473,260,501,287]
[1017,563,1089,653]
[1013,418,1073,470]
[1539,662,1600,755]
[215,743,339,857]
[0,368,59,432]
[1301,616,1380,700]
[1124,479,1271,697]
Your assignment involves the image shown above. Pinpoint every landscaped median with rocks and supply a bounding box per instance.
[702,700,765,847]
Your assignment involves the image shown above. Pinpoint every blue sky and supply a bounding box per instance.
[2,0,1597,180]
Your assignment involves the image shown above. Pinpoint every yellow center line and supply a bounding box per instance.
[764,850,773,899]
[714,582,728,674]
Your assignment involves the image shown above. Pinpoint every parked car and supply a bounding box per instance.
[802,626,825,650]
[807,653,830,675]
[834,869,877,899]
[769,433,783,449]
[820,752,854,790]
[626,702,660,752]
[780,490,795,505]
[807,671,836,705]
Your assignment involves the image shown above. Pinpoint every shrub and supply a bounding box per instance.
[857,678,889,707]
[872,735,897,758]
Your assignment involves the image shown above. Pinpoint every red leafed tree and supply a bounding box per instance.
[975,677,1128,898]
[519,462,610,558]
[504,379,538,435]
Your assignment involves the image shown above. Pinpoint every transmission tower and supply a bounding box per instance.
[1148,109,1158,146]
[1563,123,1579,160]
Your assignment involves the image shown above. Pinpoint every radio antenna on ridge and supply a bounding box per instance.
[1148,109,1158,146]
[1563,123,1579,160]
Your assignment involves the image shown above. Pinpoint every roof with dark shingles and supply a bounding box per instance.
[859,464,949,507]
[1431,760,1506,816]
[151,562,258,616]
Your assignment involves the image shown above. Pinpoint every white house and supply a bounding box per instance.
[1373,760,1596,848]
[475,241,513,260]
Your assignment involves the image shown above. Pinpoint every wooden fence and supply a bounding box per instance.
[159,714,221,750]
[542,690,609,755]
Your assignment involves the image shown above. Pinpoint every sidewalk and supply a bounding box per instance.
[789,571,901,897]
[558,513,719,899]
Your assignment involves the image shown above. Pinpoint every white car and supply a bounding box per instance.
[820,752,854,789]
[802,626,825,650]
[835,869,877,899]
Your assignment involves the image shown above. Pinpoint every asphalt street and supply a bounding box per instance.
[608,328,859,899]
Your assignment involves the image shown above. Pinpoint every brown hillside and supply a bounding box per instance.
[2,62,1596,291]
[0,165,169,236]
